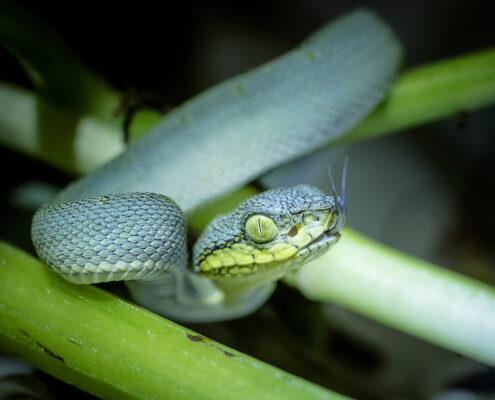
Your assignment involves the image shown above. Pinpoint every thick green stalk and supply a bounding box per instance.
[0,82,124,174]
[291,228,495,366]
[340,48,495,142]
[0,241,349,400]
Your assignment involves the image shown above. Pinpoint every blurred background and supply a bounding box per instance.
[1,1,494,399]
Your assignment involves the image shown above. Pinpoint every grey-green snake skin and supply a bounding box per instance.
[31,10,402,322]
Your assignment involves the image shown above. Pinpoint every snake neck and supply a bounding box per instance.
[125,266,275,323]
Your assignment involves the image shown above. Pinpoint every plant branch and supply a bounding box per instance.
[0,241,350,400]
[339,48,495,143]
[289,228,495,366]
[0,83,124,174]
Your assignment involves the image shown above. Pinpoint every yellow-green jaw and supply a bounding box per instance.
[198,209,339,282]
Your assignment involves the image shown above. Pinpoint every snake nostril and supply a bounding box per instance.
[288,225,298,237]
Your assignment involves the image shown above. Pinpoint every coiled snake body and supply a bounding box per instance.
[31,10,402,322]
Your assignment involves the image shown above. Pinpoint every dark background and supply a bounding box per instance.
[2,0,494,105]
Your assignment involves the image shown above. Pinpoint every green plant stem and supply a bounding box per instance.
[0,241,349,400]
[0,82,124,174]
[340,48,495,142]
[289,227,495,366]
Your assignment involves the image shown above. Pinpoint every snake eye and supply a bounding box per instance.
[245,215,278,244]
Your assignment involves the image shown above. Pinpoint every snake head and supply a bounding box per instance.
[193,177,346,284]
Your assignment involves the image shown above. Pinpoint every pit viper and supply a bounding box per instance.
[31,9,402,322]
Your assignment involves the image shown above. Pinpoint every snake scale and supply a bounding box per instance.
[31,9,402,322]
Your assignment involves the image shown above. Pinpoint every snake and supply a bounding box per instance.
[30,10,402,322]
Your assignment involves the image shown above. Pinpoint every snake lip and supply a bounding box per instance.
[319,230,341,245]
[300,229,341,253]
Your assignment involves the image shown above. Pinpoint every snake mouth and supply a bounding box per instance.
[297,229,341,257]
